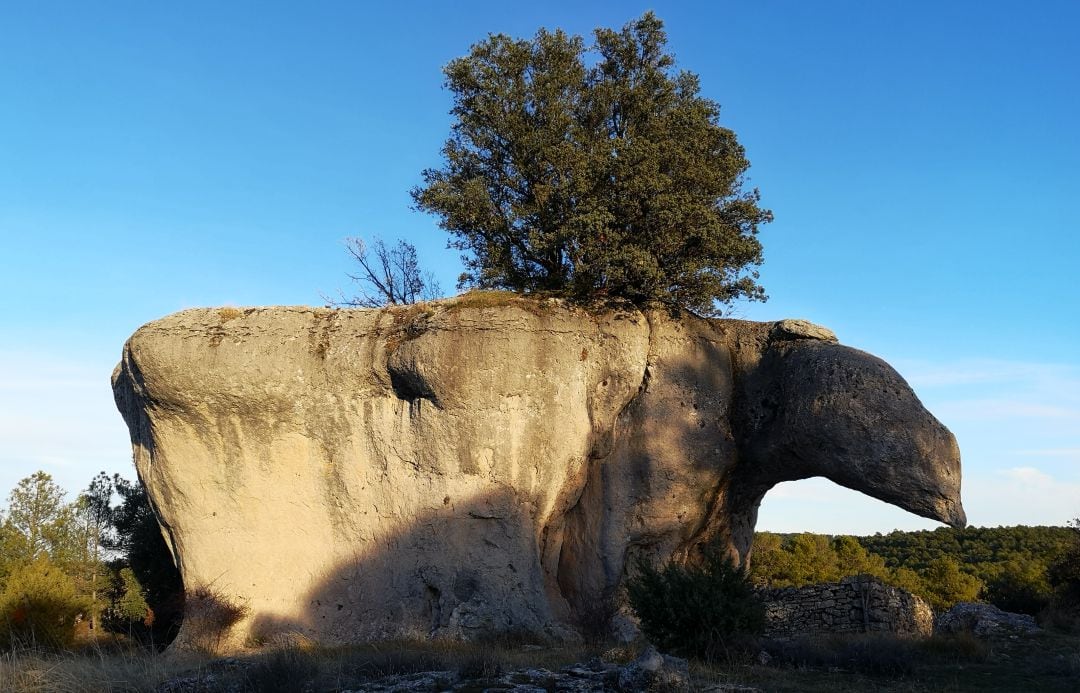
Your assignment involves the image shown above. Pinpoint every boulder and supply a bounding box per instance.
[936,602,1041,637]
[112,295,964,649]
[616,645,690,692]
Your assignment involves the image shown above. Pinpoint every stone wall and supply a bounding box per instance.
[760,575,933,638]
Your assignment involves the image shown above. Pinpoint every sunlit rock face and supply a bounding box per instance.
[112,296,964,649]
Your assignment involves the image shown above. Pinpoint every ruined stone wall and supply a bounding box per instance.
[761,575,933,638]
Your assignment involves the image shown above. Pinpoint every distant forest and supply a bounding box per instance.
[752,525,1077,616]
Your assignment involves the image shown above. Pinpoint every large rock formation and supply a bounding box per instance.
[112,295,964,648]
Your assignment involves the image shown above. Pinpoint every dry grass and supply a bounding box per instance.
[4,630,1078,692]
[177,586,249,656]
[693,630,1080,693]
[382,303,436,355]
[0,643,173,693]
[216,307,243,323]
[442,290,562,317]
[0,637,614,693]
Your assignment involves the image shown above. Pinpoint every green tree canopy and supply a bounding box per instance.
[0,555,86,650]
[1048,519,1080,611]
[921,557,984,611]
[105,474,183,644]
[412,12,771,316]
[4,471,67,562]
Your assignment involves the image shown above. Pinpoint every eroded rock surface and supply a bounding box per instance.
[112,295,964,648]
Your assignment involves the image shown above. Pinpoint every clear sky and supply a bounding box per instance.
[1,1,1077,534]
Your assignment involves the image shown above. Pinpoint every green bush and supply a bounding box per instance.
[626,546,764,659]
[102,566,155,644]
[0,557,87,650]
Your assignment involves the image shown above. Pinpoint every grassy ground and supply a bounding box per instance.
[695,630,1080,692]
[0,637,625,693]
[1,630,1076,692]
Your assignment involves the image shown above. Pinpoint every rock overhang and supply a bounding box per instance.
[112,299,963,648]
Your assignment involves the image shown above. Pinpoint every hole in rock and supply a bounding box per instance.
[755,477,949,537]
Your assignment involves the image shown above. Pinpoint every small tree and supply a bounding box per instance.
[920,557,984,612]
[334,236,442,307]
[832,535,889,581]
[106,475,183,645]
[412,12,771,315]
[102,567,152,640]
[61,474,116,631]
[5,471,67,562]
[627,545,764,659]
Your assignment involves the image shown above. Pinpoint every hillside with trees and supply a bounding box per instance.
[751,526,1079,618]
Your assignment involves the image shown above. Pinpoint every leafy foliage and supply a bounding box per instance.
[984,557,1054,615]
[750,533,889,589]
[919,557,984,612]
[412,12,770,315]
[0,556,87,650]
[861,525,1073,615]
[1046,519,1080,629]
[0,471,183,651]
[3,471,68,562]
[102,566,152,641]
[627,546,764,659]
[105,475,184,645]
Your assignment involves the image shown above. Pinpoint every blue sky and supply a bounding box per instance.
[1,1,1077,533]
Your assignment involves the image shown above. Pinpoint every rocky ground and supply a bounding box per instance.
[4,603,1077,693]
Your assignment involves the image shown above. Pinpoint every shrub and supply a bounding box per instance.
[178,585,249,654]
[0,557,87,650]
[626,546,764,660]
[102,566,155,644]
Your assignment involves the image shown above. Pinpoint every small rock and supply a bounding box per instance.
[617,645,690,692]
[771,318,838,342]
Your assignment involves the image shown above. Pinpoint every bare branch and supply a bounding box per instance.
[329,236,443,307]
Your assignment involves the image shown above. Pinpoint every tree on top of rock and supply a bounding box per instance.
[411,12,771,316]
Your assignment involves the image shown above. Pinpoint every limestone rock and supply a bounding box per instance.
[112,297,964,649]
[616,645,690,692]
[936,602,1041,637]
[770,318,838,342]
[154,652,750,692]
